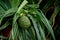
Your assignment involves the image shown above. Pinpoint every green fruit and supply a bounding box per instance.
[18,15,31,29]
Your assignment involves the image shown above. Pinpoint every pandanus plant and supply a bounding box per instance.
[0,0,56,40]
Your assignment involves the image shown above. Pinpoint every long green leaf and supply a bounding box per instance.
[18,30,24,40]
[29,27,36,40]
[9,0,21,8]
[17,0,28,13]
[26,4,39,8]
[38,0,42,4]
[50,5,60,25]
[9,22,18,40]
[0,8,17,25]
[0,0,8,10]
[42,0,54,13]
[26,27,36,40]
[27,14,41,40]
[35,10,55,40]
[22,30,29,40]
[0,6,5,13]
[0,35,7,39]
[3,0,11,9]
[38,23,46,40]
[13,0,28,25]
[0,21,10,30]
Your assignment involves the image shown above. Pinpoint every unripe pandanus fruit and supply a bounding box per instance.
[18,15,31,29]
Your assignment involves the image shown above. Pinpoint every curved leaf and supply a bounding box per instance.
[9,22,19,40]
[0,8,17,25]
[0,0,9,10]
[0,35,7,39]
[13,0,28,25]
[35,10,55,40]
[9,0,21,8]
[27,14,41,40]
[0,20,10,30]
[38,23,46,40]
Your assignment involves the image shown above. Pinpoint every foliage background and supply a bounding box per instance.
[0,0,60,40]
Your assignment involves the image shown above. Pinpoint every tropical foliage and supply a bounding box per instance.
[0,0,60,40]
